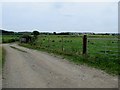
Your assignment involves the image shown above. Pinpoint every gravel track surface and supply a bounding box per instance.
[2,44,118,88]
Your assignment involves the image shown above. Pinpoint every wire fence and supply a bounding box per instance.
[36,35,83,55]
[33,35,118,60]
[87,37,119,60]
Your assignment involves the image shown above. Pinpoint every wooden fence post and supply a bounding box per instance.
[83,35,87,54]
[61,37,64,51]
[48,37,50,49]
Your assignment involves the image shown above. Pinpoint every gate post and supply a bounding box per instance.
[83,35,87,54]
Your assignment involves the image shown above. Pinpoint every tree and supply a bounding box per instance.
[33,31,39,39]
[53,32,56,35]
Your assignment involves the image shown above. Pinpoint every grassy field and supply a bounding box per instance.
[0,35,2,44]
[2,35,20,43]
[20,34,119,75]
[0,46,2,67]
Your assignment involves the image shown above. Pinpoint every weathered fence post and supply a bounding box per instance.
[48,37,50,49]
[83,35,87,54]
[61,37,64,51]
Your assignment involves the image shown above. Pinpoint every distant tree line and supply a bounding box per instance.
[0,29,119,36]
[0,30,14,35]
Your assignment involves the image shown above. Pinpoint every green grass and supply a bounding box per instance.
[2,35,20,43]
[0,46,2,68]
[0,35,2,44]
[0,46,5,73]
[19,35,119,75]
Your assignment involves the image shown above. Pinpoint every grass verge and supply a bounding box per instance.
[0,46,2,70]
[10,46,27,53]
[0,46,5,73]
[2,47,5,68]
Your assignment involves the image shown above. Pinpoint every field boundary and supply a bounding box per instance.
[87,36,118,58]
[19,35,119,75]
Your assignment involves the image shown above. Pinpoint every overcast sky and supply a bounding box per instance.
[1,0,118,33]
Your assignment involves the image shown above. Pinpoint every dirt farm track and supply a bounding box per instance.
[2,43,118,88]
